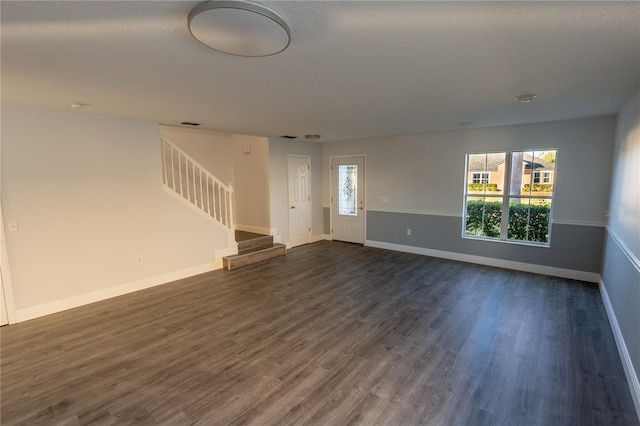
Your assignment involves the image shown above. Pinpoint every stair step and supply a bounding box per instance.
[223,243,286,270]
[237,235,273,253]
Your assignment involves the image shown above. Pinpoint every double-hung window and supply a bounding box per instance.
[463,150,557,245]
[472,172,490,184]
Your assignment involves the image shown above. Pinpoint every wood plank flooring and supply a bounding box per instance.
[1,241,638,425]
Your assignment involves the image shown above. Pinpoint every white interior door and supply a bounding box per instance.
[331,156,365,244]
[288,155,311,247]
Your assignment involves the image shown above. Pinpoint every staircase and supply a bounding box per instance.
[161,137,235,247]
[223,231,286,270]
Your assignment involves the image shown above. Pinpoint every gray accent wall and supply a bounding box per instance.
[602,229,640,384]
[601,91,640,397]
[323,207,330,235]
[367,211,604,273]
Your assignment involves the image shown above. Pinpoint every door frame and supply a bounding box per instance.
[287,154,312,248]
[329,154,367,243]
[0,206,16,325]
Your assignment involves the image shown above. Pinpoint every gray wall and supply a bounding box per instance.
[322,116,615,224]
[601,91,640,394]
[368,211,603,273]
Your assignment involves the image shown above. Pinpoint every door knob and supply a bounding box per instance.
[291,206,296,209]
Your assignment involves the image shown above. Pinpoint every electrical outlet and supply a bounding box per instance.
[407,228,412,236]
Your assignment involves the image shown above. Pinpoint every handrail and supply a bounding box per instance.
[161,137,234,231]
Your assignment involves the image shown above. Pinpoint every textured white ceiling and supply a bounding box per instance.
[2,1,638,142]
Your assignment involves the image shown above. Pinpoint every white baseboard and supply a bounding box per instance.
[15,263,216,323]
[310,234,325,244]
[286,234,330,249]
[365,240,601,283]
[323,234,332,241]
[235,224,272,236]
[599,280,640,421]
[214,245,238,270]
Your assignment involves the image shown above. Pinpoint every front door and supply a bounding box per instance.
[288,155,311,247]
[331,156,365,244]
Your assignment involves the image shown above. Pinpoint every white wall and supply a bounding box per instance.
[2,104,230,320]
[606,92,640,258]
[322,116,616,225]
[233,134,271,233]
[269,139,323,243]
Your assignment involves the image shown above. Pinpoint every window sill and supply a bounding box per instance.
[462,235,551,248]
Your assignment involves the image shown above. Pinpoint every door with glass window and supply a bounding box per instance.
[331,156,365,244]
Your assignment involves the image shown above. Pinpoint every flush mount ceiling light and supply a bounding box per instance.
[68,101,88,110]
[515,94,539,103]
[188,0,290,57]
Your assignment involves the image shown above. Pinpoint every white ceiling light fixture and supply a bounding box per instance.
[515,94,539,103]
[68,101,88,110]
[188,0,291,57]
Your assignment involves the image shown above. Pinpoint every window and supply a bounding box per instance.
[338,164,357,216]
[463,149,557,245]
[472,172,490,184]
[533,171,541,184]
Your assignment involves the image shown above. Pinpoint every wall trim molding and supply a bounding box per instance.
[365,240,600,283]
[552,219,605,227]
[605,225,640,273]
[367,208,463,218]
[367,209,607,227]
[214,245,238,270]
[1,208,18,324]
[287,235,324,250]
[310,234,325,244]
[599,280,640,421]
[15,262,216,323]
[235,223,272,236]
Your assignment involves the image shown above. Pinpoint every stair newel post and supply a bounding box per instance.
[227,183,235,246]
[160,139,167,185]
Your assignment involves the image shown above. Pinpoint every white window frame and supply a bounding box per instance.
[543,171,551,184]
[472,172,490,184]
[462,149,557,247]
[533,171,541,184]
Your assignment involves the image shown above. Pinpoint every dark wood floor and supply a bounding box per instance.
[1,241,638,425]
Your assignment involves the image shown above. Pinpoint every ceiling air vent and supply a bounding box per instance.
[280,135,298,139]
[181,121,201,126]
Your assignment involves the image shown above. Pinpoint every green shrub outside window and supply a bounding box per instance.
[464,200,551,243]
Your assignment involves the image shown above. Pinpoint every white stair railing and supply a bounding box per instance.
[161,137,234,232]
